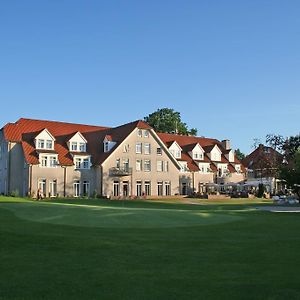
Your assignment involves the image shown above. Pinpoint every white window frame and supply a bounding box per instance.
[136,142,142,154]
[144,130,149,138]
[83,181,90,196]
[144,160,151,172]
[144,143,151,155]
[157,160,163,172]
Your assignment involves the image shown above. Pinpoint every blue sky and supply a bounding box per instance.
[0,0,299,154]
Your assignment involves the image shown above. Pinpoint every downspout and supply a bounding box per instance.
[7,142,12,195]
[63,166,67,197]
[29,164,32,197]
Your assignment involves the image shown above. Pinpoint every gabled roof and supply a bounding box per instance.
[157,132,244,173]
[68,131,88,143]
[35,128,56,141]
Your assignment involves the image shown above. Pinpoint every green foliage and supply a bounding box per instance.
[235,148,245,161]
[280,150,300,197]
[10,189,19,197]
[144,108,197,136]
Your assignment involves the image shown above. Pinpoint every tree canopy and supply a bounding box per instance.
[144,108,197,136]
[235,149,245,161]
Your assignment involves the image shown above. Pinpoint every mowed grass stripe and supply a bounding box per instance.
[0,202,243,228]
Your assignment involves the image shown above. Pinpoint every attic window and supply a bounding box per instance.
[137,129,142,137]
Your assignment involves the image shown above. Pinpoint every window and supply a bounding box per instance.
[49,180,57,197]
[157,182,163,196]
[74,180,80,197]
[123,159,130,172]
[116,158,120,168]
[75,158,82,169]
[137,129,142,137]
[144,143,151,155]
[40,155,57,168]
[194,152,203,160]
[79,142,86,152]
[74,157,90,169]
[136,181,142,196]
[165,182,171,196]
[104,142,109,152]
[83,158,89,169]
[71,142,78,151]
[157,160,163,172]
[136,142,142,154]
[46,140,53,149]
[175,150,181,158]
[113,181,119,197]
[144,130,149,138]
[136,159,142,171]
[38,179,46,197]
[38,139,45,149]
[164,161,169,172]
[144,160,151,172]
[157,147,162,155]
[145,181,151,196]
[49,156,57,167]
[41,156,48,167]
[123,144,129,153]
[83,181,90,196]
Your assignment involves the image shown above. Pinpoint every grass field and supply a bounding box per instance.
[0,196,300,300]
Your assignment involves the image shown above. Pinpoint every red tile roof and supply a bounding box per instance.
[2,118,152,166]
[157,132,244,173]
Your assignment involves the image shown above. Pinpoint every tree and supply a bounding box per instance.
[144,108,197,136]
[235,149,245,161]
[280,150,300,198]
[265,134,285,153]
[252,138,262,149]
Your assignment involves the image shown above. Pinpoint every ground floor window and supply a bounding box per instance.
[83,181,90,196]
[38,179,46,198]
[136,181,142,196]
[157,181,163,196]
[49,180,57,197]
[145,181,151,196]
[113,181,120,197]
[165,182,171,196]
[74,180,80,197]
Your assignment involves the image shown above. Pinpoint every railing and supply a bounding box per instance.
[109,167,132,176]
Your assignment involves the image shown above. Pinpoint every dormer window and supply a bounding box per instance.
[35,129,55,150]
[169,141,182,159]
[193,152,203,160]
[79,142,86,152]
[104,141,109,152]
[103,135,116,153]
[71,142,78,151]
[38,139,45,149]
[46,140,53,149]
[68,132,87,153]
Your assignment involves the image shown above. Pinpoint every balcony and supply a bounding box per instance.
[109,167,132,176]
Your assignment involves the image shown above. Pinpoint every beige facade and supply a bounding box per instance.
[0,118,245,198]
[101,128,180,197]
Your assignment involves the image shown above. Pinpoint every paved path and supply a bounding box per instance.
[258,206,300,213]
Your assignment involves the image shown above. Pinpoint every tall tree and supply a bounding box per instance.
[235,148,245,161]
[144,108,197,136]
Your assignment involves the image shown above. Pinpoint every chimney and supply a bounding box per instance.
[222,139,231,150]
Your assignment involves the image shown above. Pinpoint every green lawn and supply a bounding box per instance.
[0,196,300,300]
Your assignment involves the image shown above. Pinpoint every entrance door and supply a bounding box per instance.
[74,180,80,197]
[113,181,120,197]
[38,179,46,197]
[123,181,129,197]
[182,182,187,195]
[49,180,57,197]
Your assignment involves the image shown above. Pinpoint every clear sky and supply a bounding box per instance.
[0,0,299,154]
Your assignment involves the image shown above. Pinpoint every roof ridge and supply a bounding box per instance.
[17,117,111,129]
